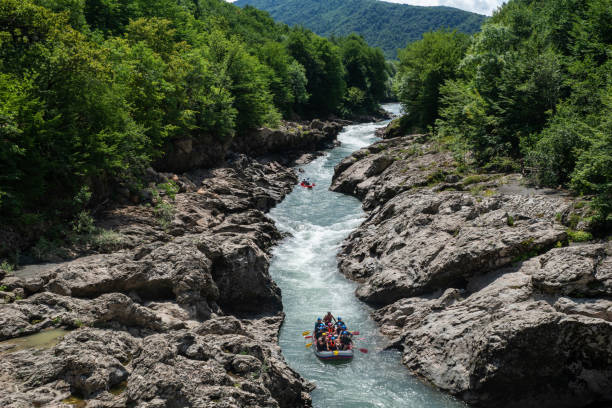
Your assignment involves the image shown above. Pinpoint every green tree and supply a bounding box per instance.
[395,30,470,132]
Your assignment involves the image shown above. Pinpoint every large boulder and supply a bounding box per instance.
[331,135,456,210]
[338,190,568,304]
[0,154,312,407]
[373,244,612,408]
[232,121,343,159]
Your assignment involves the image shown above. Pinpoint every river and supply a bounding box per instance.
[268,103,466,407]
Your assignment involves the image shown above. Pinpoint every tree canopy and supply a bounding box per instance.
[234,0,486,59]
[0,0,389,248]
[394,0,612,228]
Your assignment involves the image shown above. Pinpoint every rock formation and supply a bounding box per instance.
[154,119,345,173]
[331,132,612,407]
[0,153,320,407]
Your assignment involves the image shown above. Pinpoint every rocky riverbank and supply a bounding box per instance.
[0,118,349,408]
[331,132,612,407]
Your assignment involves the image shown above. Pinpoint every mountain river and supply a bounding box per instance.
[268,104,466,407]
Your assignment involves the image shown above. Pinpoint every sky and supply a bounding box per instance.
[380,0,505,15]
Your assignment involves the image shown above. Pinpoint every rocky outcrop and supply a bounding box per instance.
[232,120,344,160]
[0,155,312,407]
[154,120,345,174]
[331,135,457,210]
[332,132,612,407]
[154,134,231,173]
[0,316,311,408]
[374,244,612,408]
[337,190,568,304]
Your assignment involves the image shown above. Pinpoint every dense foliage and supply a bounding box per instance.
[234,0,486,59]
[0,0,389,250]
[394,0,611,227]
[394,30,470,131]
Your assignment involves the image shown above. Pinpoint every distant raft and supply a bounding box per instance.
[300,181,315,189]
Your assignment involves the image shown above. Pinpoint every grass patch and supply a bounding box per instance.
[482,156,521,173]
[32,237,69,261]
[0,261,14,275]
[511,238,544,264]
[574,201,586,209]
[68,226,126,253]
[469,185,485,195]
[154,200,175,230]
[567,229,593,243]
[462,174,488,186]
[482,189,496,197]
[87,229,125,251]
[426,170,446,186]
[159,180,180,200]
[512,249,539,263]
[568,213,582,229]
[398,145,424,158]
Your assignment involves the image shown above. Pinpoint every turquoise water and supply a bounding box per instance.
[268,104,466,408]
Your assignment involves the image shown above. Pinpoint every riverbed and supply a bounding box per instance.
[268,103,466,407]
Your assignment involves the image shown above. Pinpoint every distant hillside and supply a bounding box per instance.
[233,0,486,59]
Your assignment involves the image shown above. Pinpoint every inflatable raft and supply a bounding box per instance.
[313,345,353,361]
[300,181,315,189]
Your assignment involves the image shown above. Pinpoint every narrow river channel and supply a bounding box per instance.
[268,104,466,407]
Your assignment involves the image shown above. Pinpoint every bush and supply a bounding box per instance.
[567,229,593,242]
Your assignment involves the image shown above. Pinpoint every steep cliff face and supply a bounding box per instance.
[331,133,612,407]
[0,154,317,407]
[154,120,345,173]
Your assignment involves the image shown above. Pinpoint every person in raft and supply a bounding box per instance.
[323,312,335,324]
[327,336,338,351]
[314,317,323,334]
[339,330,353,350]
[335,317,347,335]
[314,321,326,340]
[317,335,327,351]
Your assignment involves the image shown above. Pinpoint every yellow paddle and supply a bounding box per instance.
[302,331,310,336]
[305,343,313,348]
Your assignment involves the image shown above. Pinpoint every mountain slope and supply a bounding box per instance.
[233,0,486,58]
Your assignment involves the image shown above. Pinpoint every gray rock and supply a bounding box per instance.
[374,251,612,407]
[526,243,612,297]
[232,121,343,160]
[338,190,567,304]
[554,297,612,322]
[333,134,611,407]
[0,155,312,407]
[331,136,457,210]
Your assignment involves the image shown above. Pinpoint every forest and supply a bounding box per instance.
[234,0,486,59]
[0,0,389,253]
[394,0,611,230]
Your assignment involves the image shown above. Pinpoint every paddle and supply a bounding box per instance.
[358,348,368,353]
[305,343,313,348]
[302,331,310,336]
[350,331,360,335]
[304,335,313,339]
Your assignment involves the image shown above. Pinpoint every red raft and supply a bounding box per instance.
[300,181,315,189]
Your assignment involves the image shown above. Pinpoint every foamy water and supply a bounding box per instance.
[268,104,466,407]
